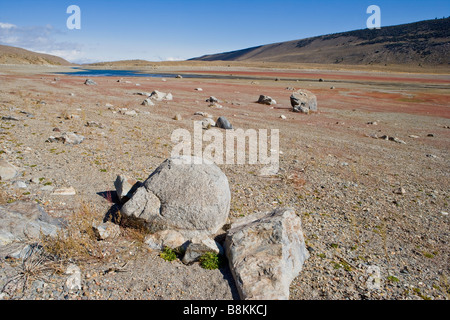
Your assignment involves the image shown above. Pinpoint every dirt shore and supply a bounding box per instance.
[0,63,449,300]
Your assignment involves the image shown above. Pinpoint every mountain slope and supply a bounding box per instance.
[0,45,72,66]
[191,18,450,66]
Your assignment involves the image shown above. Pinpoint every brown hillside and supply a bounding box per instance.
[0,45,73,66]
[191,17,450,67]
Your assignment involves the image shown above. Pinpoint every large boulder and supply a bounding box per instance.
[225,208,309,300]
[290,89,317,113]
[120,156,231,239]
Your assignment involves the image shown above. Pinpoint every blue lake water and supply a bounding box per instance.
[55,67,246,80]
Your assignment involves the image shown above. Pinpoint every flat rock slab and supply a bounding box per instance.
[225,208,309,300]
[0,201,64,246]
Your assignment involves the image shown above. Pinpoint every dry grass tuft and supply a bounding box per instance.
[40,202,105,263]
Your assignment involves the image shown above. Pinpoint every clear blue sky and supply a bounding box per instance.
[0,0,449,63]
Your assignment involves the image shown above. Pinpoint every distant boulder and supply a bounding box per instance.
[257,95,277,105]
[290,89,317,113]
[84,79,97,85]
[216,116,232,130]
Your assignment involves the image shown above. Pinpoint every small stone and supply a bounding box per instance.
[280,115,287,120]
[84,79,97,85]
[173,114,183,121]
[206,96,219,103]
[0,160,18,181]
[216,116,232,129]
[12,181,27,189]
[52,187,76,196]
[65,264,82,291]
[144,230,186,251]
[201,118,216,129]
[394,187,406,195]
[92,221,120,240]
[257,95,277,105]
[141,98,155,106]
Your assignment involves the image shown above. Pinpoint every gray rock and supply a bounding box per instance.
[0,160,18,181]
[225,208,309,300]
[84,79,97,85]
[150,90,173,101]
[1,116,19,121]
[290,89,318,113]
[92,221,121,240]
[257,95,277,105]
[206,96,219,103]
[216,116,233,130]
[182,236,224,264]
[0,201,64,245]
[114,175,142,203]
[120,156,231,239]
[141,98,155,106]
[144,229,186,251]
[201,118,216,129]
[12,181,27,189]
[65,264,82,291]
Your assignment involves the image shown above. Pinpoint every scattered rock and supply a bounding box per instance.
[291,89,318,113]
[257,95,277,105]
[120,156,231,239]
[12,181,27,189]
[194,111,213,118]
[216,116,232,130]
[144,229,186,251]
[150,90,173,101]
[85,121,105,128]
[182,236,224,265]
[61,132,85,145]
[175,75,183,79]
[394,187,406,195]
[173,114,183,121]
[280,115,287,120]
[206,96,219,103]
[409,135,420,139]
[0,160,18,181]
[92,221,121,240]
[141,98,155,106]
[208,102,223,108]
[1,116,19,121]
[84,79,97,85]
[65,264,82,291]
[201,118,216,129]
[195,88,203,91]
[52,187,77,196]
[225,208,309,300]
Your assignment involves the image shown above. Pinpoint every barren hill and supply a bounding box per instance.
[191,17,450,67]
[0,45,72,66]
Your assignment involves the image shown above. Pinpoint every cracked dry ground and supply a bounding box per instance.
[0,65,449,300]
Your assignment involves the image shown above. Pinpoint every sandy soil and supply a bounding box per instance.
[0,63,449,300]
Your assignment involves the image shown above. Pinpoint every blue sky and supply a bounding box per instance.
[0,0,449,63]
